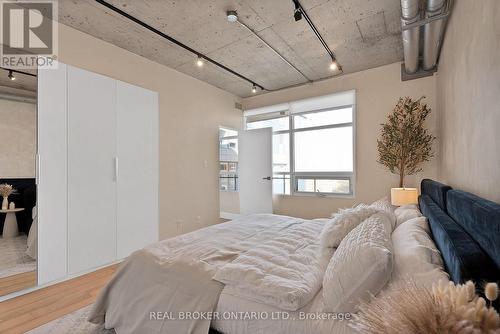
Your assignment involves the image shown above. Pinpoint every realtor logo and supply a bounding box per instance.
[0,0,58,69]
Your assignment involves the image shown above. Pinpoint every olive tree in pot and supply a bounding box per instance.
[377,96,435,205]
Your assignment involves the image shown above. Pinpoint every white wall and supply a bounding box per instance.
[0,99,36,178]
[436,0,500,203]
[242,62,438,219]
[57,23,242,239]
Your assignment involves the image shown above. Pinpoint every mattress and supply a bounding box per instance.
[212,287,353,334]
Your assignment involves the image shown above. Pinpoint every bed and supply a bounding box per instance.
[89,179,500,333]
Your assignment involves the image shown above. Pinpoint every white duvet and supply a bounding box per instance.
[214,217,333,311]
[90,214,331,333]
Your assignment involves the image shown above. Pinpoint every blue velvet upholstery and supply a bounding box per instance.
[420,178,452,211]
[419,194,500,284]
[447,190,500,270]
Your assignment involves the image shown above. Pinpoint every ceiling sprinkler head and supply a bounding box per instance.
[227,10,238,23]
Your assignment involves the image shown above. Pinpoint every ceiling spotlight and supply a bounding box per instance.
[294,9,302,21]
[293,0,302,21]
[196,56,204,67]
[227,10,238,23]
[252,85,257,93]
[329,60,338,71]
[8,70,15,80]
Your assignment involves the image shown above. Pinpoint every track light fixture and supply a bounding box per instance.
[329,59,339,71]
[196,56,204,67]
[8,70,15,80]
[292,0,343,74]
[293,0,302,21]
[252,85,257,93]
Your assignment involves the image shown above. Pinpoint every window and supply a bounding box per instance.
[244,91,355,196]
[219,128,238,191]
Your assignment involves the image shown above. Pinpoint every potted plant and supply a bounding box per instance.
[0,184,17,210]
[377,96,435,205]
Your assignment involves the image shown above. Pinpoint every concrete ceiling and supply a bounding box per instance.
[0,68,37,99]
[58,0,403,97]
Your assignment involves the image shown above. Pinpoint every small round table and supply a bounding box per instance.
[1,208,24,239]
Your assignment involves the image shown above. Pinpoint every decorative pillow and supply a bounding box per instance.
[370,197,397,229]
[320,205,379,251]
[391,216,446,286]
[322,212,393,313]
[394,204,422,227]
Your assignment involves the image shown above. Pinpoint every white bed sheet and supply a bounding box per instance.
[212,287,353,334]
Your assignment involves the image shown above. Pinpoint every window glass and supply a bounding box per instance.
[296,178,350,194]
[273,133,289,173]
[316,179,350,194]
[246,116,289,132]
[273,174,291,195]
[294,126,353,172]
[293,107,352,129]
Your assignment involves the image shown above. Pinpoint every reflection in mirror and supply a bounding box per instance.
[219,127,239,222]
[0,66,37,296]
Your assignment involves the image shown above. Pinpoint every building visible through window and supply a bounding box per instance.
[219,128,238,191]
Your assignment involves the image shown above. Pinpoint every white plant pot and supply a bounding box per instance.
[1,196,8,210]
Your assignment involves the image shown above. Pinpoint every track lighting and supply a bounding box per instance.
[252,85,257,93]
[293,0,302,21]
[196,56,204,67]
[8,70,15,80]
[329,59,338,71]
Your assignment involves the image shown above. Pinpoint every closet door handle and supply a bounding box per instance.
[36,154,40,185]
[113,157,119,182]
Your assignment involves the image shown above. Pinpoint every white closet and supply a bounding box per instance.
[38,63,158,285]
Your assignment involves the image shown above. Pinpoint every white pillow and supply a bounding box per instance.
[370,197,396,229]
[394,204,422,227]
[322,212,393,313]
[320,205,379,251]
[391,216,447,286]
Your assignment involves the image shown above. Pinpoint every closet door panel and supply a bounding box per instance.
[116,81,158,259]
[67,66,117,274]
[37,63,68,285]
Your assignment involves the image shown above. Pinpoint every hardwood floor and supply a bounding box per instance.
[0,271,37,296]
[0,264,118,334]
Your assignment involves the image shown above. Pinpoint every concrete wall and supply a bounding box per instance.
[436,0,500,203]
[0,99,36,178]
[57,23,242,239]
[242,62,438,219]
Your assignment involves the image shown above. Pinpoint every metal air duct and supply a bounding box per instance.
[400,0,420,74]
[423,0,447,70]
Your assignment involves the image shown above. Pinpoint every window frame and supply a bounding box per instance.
[246,103,356,198]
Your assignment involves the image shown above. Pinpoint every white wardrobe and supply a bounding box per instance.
[37,62,158,285]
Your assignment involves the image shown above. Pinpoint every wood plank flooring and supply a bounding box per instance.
[0,264,118,334]
[0,271,37,297]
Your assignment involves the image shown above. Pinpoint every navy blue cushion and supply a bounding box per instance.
[419,194,500,284]
[421,179,452,211]
[447,190,500,271]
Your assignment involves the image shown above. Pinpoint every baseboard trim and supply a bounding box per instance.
[220,212,240,220]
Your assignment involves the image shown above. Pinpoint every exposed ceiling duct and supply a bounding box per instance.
[401,0,420,74]
[423,0,447,70]
[400,0,452,80]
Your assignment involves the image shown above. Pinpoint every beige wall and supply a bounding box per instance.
[436,0,500,203]
[57,23,242,239]
[243,62,438,219]
[0,99,36,178]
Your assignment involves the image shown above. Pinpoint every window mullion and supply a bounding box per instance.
[289,114,295,195]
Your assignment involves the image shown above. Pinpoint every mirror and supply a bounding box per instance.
[219,127,239,222]
[0,67,37,296]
